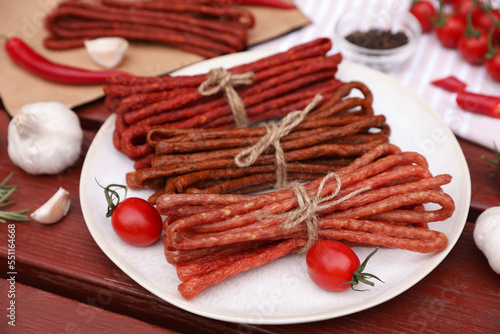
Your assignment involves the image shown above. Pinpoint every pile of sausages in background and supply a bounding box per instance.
[44,0,254,58]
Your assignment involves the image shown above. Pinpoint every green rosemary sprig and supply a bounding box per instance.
[0,172,30,223]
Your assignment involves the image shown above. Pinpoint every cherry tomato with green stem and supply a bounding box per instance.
[453,0,476,21]
[306,240,383,292]
[436,15,466,48]
[472,7,493,30]
[486,52,500,81]
[472,2,500,40]
[100,182,163,246]
[434,1,466,48]
[410,0,437,33]
[459,30,489,64]
[458,10,489,64]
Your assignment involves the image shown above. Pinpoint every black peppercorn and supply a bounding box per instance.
[345,29,409,49]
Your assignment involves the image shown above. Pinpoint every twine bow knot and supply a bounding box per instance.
[277,172,371,252]
[198,67,254,128]
[235,94,323,188]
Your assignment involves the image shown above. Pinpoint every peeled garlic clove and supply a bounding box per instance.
[31,187,70,224]
[84,37,129,69]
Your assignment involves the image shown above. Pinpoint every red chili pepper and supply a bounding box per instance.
[431,75,467,92]
[456,90,500,118]
[233,0,296,9]
[3,36,130,85]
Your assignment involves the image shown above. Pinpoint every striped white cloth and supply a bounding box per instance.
[249,0,500,151]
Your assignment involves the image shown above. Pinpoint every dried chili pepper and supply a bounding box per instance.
[431,75,499,118]
[431,75,467,92]
[456,90,500,118]
[3,36,130,84]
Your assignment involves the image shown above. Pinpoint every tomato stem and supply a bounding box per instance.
[95,179,127,218]
[432,0,447,27]
[472,0,500,30]
[485,27,497,60]
[464,9,481,38]
[341,247,384,291]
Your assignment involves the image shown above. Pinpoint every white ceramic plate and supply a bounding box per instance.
[80,52,471,325]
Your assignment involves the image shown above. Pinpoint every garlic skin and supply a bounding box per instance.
[7,102,83,175]
[474,206,500,275]
[31,187,70,224]
[84,37,129,69]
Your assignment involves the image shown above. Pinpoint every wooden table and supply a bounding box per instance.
[1,96,499,334]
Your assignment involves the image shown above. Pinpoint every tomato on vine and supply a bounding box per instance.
[434,1,466,48]
[410,0,437,33]
[486,50,500,81]
[99,182,163,246]
[485,23,500,81]
[471,0,500,40]
[458,10,489,64]
[436,16,467,48]
[459,31,489,64]
[306,240,383,292]
[453,0,476,21]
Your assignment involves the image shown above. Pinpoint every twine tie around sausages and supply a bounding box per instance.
[198,67,254,128]
[277,172,371,252]
[235,94,323,188]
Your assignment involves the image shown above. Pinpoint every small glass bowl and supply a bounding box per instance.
[335,11,421,71]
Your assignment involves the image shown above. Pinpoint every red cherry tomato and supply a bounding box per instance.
[410,0,437,33]
[472,9,500,41]
[492,11,500,41]
[486,52,500,81]
[306,241,360,291]
[458,31,489,65]
[306,240,382,292]
[435,15,466,48]
[453,0,475,21]
[111,197,163,246]
[472,7,491,30]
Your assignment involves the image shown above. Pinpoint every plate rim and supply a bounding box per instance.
[80,51,471,325]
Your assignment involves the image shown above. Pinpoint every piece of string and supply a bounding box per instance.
[265,172,371,252]
[198,67,254,128]
[234,94,323,188]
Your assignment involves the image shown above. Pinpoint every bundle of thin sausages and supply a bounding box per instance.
[101,38,342,168]
[127,81,391,203]
[156,143,455,299]
[44,0,253,58]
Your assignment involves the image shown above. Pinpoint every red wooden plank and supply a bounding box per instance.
[459,139,500,221]
[0,281,178,334]
[75,96,112,131]
[1,101,500,333]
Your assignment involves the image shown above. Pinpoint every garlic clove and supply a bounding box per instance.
[84,37,129,69]
[31,187,70,224]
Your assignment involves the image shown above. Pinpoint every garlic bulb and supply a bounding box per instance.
[31,187,70,224]
[7,101,83,175]
[84,37,129,69]
[474,206,500,275]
